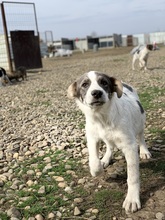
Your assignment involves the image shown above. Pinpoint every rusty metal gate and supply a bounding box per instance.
[0,1,42,72]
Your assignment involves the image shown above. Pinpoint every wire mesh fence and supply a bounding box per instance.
[0,1,40,71]
[3,2,38,35]
[0,4,9,69]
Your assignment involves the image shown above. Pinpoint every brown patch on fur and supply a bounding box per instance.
[110,77,123,98]
[146,44,153,51]
[67,82,77,99]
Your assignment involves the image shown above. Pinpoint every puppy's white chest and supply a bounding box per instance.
[88,120,114,140]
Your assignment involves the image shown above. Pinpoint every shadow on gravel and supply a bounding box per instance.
[7,79,27,86]
[140,128,165,206]
[27,69,46,73]
[148,66,165,70]
[140,151,165,205]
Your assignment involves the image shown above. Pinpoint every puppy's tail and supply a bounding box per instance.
[130,45,144,55]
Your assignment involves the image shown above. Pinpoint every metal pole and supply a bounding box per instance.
[0,3,13,72]
[33,3,39,35]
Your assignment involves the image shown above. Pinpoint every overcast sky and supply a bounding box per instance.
[4,0,165,40]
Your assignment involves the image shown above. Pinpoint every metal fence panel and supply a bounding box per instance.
[11,30,42,69]
[0,2,42,71]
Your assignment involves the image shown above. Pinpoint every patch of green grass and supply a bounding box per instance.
[78,122,85,129]
[139,92,152,109]
[151,160,165,175]
[148,127,165,144]
[141,155,165,177]
[40,100,51,106]
[16,190,69,218]
[0,212,8,220]
[10,107,22,113]
[160,56,165,60]
[75,186,90,197]
[94,190,124,209]
[1,150,83,218]
[36,89,49,94]
[92,189,124,219]
[149,128,164,135]
[113,58,125,62]
[139,87,165,110]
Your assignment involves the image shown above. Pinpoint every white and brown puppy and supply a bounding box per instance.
[68,71,151,213]
[0,67,12,86]
[131,44,157,71]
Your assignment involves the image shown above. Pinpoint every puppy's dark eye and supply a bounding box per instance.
[82,82,89,88]
[100,79,108,86]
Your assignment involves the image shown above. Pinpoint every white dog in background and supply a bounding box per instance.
[130,43,158,71]
[55,49,72,57]
[68,71,151,213]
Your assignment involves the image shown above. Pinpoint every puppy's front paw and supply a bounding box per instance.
[122,195,141,213]
[140,149,151,159]
[89,160,103,177]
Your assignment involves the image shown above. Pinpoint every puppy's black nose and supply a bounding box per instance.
[91,90,103,99]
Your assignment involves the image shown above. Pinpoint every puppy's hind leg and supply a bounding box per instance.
[144,60,148,71]
[139,59,147,71]
[132,55,136,70]
[138,132,151,159]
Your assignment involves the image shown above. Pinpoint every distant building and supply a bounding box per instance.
[149,32,165,44]
[52,34,122,51]
[40,31,165,57]
[122,32,165,46]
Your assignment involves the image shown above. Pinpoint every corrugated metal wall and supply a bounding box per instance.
[149,32,165,44]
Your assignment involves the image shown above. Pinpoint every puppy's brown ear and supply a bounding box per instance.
[147,44,153,50]
[67,82,77,99]
[110,77,123,98]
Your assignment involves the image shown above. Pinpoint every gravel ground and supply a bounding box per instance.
[0,47,165,220]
